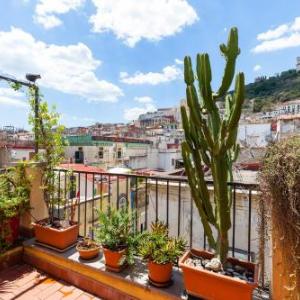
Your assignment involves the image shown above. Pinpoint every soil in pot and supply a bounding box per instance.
[185,254,255,282]
[103,247,127,272]
[34,218,79,250]
[148,261,173,287]
[76,239,100,260]
[179,249,258,300]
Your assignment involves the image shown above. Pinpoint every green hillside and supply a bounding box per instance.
[244,69,300,112]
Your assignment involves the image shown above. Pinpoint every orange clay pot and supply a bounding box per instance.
[103,247,126,272]
[148,261,173,284]
[33,220,79,250]
[76,244,100,260]
[179,249,259,300]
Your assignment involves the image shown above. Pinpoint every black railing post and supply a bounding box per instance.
[84,173,87,236]
[166,180,169,228]
[248,189,252,261]
[232,185,236,257]
[178,181,181,237]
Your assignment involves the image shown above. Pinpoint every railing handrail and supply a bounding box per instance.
[54,168,259,190]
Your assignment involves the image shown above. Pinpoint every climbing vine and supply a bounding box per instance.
[27,87,66,222]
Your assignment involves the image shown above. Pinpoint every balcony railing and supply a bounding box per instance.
[53,168,260,264]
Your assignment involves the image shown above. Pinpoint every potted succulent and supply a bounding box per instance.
[76,237,100,260]
[95,207,137,272]
[0,163,30,253]
[179,27,259,300]
[138,221,186,287]
[27,89,79,250]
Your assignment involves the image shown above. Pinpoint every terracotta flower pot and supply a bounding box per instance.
[148,261,173,285]
[3,216,20,245]
[33,219,79,250]
[103,247,126,272]
[179,249,259,300]
[76,244,100,260]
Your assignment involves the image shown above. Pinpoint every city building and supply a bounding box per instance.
[262,99,300,119]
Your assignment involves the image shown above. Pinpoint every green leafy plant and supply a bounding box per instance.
[0,163,31,221]
[0,163,31,252]
[27,87,66,224]
[95,208,138,265]
[181,27,244,263]
[138,221,186,265]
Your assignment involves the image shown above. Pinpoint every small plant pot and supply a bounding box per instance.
[76,243,100,260]
[103,247,127,272]
[148,261,173,287]
[179,249,259,300]
[33,219,79,250]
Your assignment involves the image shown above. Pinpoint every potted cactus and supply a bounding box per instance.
[95,208,137,272]
[138,221,186,287]
[179,27,258,300]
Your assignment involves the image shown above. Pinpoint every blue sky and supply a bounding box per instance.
[0,0,299,129]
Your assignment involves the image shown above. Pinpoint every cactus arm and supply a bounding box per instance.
[197,54,221,139]
[182,142,216,248]
[184,87,215,150]
[184,120,215,225]
[190,147,216,225]
[227,73,245,131]
[226,73,245,149]
[184,56,195,85]
[214,27,240,99]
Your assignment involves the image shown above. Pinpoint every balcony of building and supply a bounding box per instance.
[1,166,271,300]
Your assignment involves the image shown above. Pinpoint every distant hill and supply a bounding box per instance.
[244,69,300,112]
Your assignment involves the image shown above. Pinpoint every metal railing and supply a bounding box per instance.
[53,168,260,263]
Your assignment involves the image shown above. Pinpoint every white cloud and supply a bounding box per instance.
[134,96,153,104]
[61,113,96,124]
[90,0,198,47]
[35,0,85,29]
[0,87,28,108]
[175,58,183,65]
[124,102,156,121]
[0,27,123,102]
[257,24,289,41]
[120,64,182,85]
[253,17,300,53]
[253,64,262,72]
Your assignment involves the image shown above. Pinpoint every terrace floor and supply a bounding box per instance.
[0,264,101,300]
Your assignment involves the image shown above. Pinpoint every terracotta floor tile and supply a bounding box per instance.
[76,294,94,300]
[59,287,84,300]
[0,265,100,300]
[36,281,63,299]
[43,290,64,300]
[59,284,75,296]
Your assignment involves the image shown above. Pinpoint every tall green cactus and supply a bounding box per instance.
[181,27,245,263]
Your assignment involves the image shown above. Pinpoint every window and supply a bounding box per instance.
[75,148,84,163]
[117,148,122,159]
[98,147,104,159]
